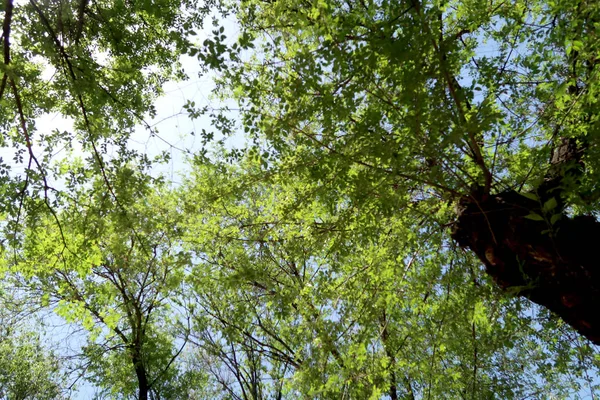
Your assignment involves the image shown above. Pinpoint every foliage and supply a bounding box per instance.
[218,0,600,205]
[182,0,600,397]
[0,0,212,220]
[2,0,600,398]
[0,296,67,400]
[3,164,199,399]
[179,157,600,398]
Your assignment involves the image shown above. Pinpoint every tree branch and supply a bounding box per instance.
[411,0,493,194]
[0,0,12,101]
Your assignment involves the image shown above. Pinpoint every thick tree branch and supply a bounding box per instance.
[411,0,493,193]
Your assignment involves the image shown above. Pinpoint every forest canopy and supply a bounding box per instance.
[1,0,600,398]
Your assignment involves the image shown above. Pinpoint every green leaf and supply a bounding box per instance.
[525,213,544,221]
[542,197,558,213]
[521,192,539,201]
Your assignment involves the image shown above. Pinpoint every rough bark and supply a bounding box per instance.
[451,188,600,344]
[449,0,600,345]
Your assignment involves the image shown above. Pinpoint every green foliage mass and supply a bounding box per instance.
[2,0,600,398]
[178,156,599,398]
[0,325,66,399]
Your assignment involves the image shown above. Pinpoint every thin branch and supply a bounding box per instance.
[30,0,152,259]
[283,118,462,197]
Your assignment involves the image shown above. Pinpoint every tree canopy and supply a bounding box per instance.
[2,0,600,398]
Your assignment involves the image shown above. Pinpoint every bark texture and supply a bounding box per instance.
[451,189,600,344]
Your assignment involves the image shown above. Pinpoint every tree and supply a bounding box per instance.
[4,0,600,396]
[0,290,67,399]
[0,0,213,395]
[5,163,200,399]
[0,331,66,399]
[0,0,211,222]
[212,0,600,344]
[179,157,599,398]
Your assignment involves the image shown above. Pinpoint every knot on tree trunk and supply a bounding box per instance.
[452,190,600,344]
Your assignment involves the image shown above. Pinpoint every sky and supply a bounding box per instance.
[125,13,245,184]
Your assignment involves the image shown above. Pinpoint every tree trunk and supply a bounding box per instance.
[451,189,600,344]
[132,352,149,400]
[379,310,398,400]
